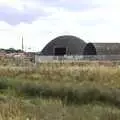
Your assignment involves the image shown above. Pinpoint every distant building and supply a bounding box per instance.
[40,35,86,56]
[40,35,120,56]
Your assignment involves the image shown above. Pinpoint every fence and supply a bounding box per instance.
[35,55,120,63]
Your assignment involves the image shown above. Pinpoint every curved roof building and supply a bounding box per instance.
[83,42,120,55]
[93,43,120,55]
[40,35,120,56]
[83,43,97,55]
[41,35,87,56]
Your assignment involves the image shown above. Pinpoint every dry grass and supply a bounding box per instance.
[0,61,119,88]
[0,98,120,120]
[0,60,120,119]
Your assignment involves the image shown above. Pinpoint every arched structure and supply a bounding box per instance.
[83,43,97,55]
[93,43,120,55]
[41,35,86,56]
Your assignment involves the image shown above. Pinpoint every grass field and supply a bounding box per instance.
[0,60,120,119]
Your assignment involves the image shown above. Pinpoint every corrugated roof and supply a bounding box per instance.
[93,43,120,55]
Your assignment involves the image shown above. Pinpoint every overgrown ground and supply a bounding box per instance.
[0,60,120,119]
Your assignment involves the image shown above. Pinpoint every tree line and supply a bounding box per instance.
[0,48,23,53]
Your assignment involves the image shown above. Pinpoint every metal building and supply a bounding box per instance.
[40,35,86,56]
[40,35,120,56]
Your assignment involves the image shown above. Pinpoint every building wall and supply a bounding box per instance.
[93,43,120,55]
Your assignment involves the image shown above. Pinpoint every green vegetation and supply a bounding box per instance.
[0,48,23,53]
[0,61,120,119]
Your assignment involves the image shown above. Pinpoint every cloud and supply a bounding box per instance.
[0,0,50,25]
[39,0,101,11]
[0,0,102,25]
[0,0,105,25]
[0,5,49,25]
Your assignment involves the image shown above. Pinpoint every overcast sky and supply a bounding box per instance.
[0,0,120,51]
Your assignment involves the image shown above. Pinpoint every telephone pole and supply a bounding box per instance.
[22,35,24,52]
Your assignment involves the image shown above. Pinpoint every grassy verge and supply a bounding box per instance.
[0,78,120,109]
[0,98,120,120]
[0,61,119,119]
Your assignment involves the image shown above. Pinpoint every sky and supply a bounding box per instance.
[0,0,120,52]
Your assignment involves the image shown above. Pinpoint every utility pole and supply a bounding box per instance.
[22,35,24,52]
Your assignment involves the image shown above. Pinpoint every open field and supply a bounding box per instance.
[0,60,120,119]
